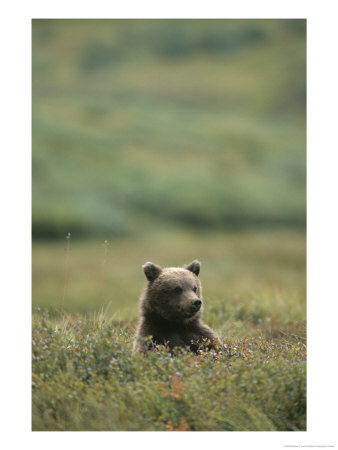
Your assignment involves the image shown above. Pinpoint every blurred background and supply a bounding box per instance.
[32,19,306,331]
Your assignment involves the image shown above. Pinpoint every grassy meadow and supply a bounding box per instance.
[32,19,306,431]
[32,19,306,238]
[33,309,306,431]
[32,229,306,431]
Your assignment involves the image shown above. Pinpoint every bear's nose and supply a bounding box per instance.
[192,299,202,310]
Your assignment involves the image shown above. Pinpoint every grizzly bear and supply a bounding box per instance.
[133,260,221,353]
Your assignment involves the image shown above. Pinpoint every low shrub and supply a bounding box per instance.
[32,310,306,431]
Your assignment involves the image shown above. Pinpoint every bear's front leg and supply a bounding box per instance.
[193,322,222,351]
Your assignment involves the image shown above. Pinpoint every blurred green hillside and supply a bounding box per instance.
[32,19,306,238]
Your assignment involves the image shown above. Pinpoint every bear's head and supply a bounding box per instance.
[141,260,203,322]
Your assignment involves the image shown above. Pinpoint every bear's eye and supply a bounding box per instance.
[193,286,197,293]
[174,286,183,294]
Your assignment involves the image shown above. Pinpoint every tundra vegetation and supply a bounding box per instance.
[32,230,306,431]
[32,19,306,431]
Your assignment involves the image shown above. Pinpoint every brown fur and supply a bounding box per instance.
[133,260,221,353]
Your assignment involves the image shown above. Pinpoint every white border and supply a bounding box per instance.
[2,0,338,448]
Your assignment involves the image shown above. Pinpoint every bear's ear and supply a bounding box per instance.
[143,262,162,282]
[185,260,201,277]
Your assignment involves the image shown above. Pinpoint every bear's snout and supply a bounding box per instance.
[192,299,202,311]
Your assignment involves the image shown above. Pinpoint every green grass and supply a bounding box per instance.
[32,229,306,431]
[32,19,306,238]
[32,228,306,325]
[32,309,306,431]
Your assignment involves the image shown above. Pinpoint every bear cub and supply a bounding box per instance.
[133,260,221,353]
